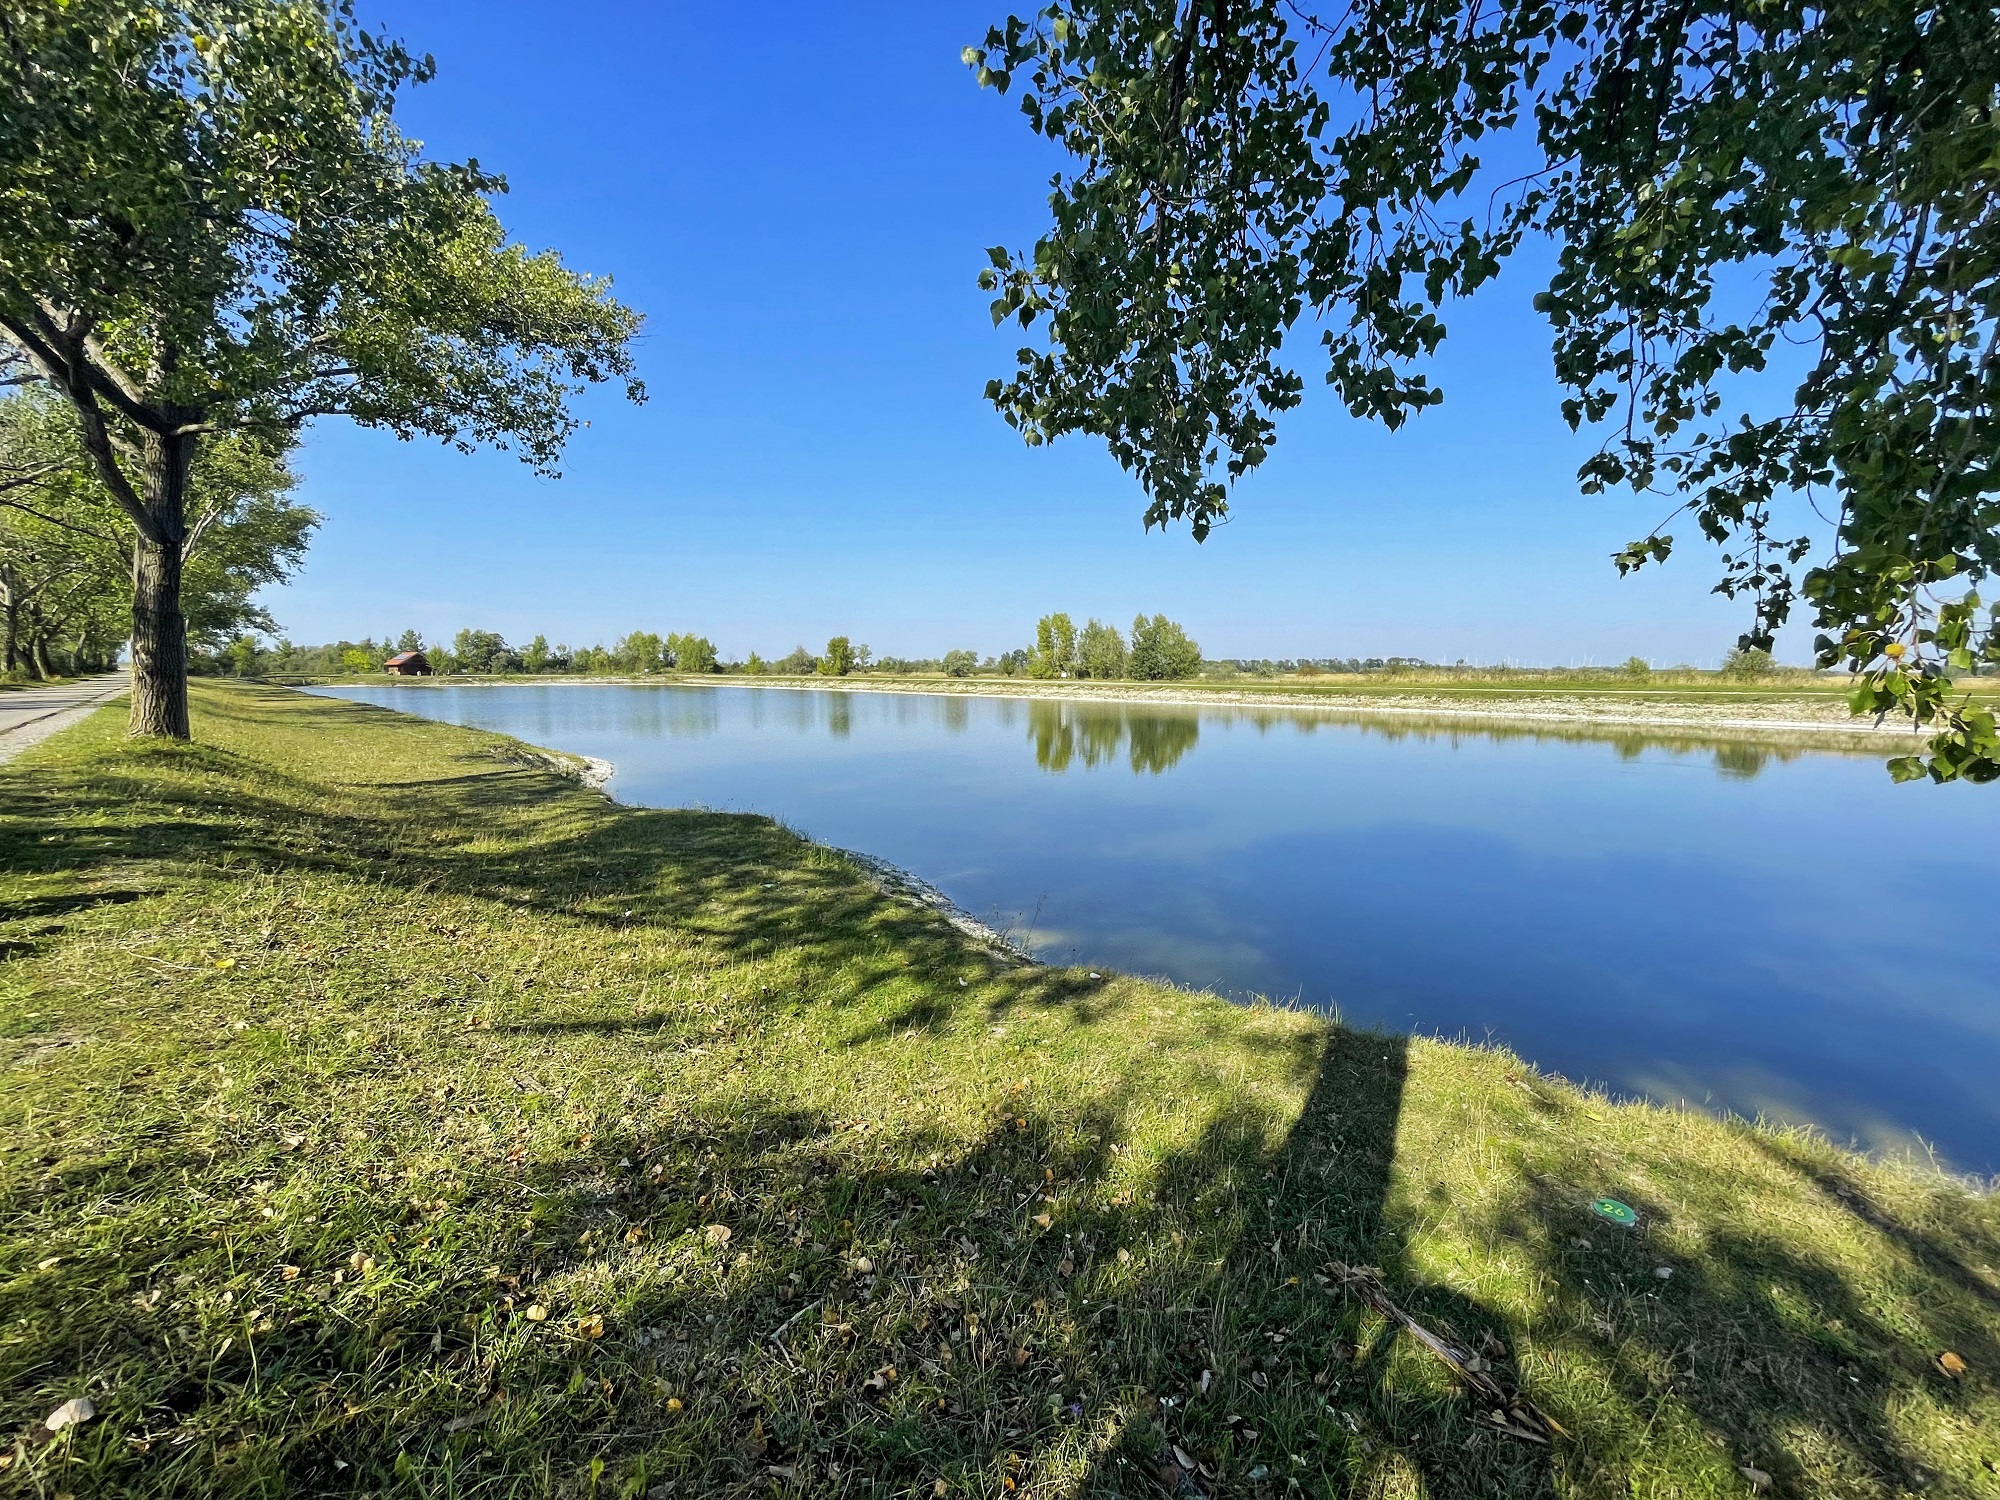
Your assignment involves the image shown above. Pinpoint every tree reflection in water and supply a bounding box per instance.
[1028,700,1201,774]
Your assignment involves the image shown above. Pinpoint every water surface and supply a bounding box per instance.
[315,682,2000,1174]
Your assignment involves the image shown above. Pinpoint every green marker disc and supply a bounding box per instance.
[1590,1197,1639,1228]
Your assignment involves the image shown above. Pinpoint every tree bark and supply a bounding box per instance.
[1,575,16,676]
[128,429,193,738]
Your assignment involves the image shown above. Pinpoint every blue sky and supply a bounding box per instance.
[275,0,1811,665]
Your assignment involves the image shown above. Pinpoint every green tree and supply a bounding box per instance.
[220,634,263,676]
[340,647,373,674]
[1076,617,1126,679]
[779,646,818,675]
[1722,646,1776,680]
[0,0,641,737]
[971,0,2000,780]
[1127,613,1201,680]
[667,632,718,674]
[1029,612,1076,678]
[743,651,766,675]
[1622,656,1652,681]
[614,631,665,674]
[942,648,978,677]
[523,634,551,673]
[395,628,424,654]
[452,629,512,673]
[820,636,857,676]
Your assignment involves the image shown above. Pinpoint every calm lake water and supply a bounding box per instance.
[314,682,2000,1175]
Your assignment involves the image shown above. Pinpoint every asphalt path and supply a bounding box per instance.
[0,674,127,764]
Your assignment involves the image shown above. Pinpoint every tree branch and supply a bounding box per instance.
[0,310,162,543]
[0,494,127,547]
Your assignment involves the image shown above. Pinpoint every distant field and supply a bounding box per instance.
[248,667,1999,700]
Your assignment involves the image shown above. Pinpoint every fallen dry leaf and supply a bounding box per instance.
[704,1224,732,1245]
[525,1304,549,1322]
[43,1397,95,1433]
[577,1314,605,1339]
[279,1265,302,1281]
[1939,1351,1968,1377]
[1032,1214,1052,1230]
[862,1364,898,1394]
[666,1397,683,1413]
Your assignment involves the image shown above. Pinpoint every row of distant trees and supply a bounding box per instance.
[203,615,1215,681]
[203,628,720,679]
[203,627,1812,684]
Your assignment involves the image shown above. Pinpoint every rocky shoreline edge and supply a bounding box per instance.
[516,741,1028,961]
[829,846,1033,964]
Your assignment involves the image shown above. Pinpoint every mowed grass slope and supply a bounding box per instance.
[1,682,1995,1499]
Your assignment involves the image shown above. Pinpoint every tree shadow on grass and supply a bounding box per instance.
[0,691,1020,1020]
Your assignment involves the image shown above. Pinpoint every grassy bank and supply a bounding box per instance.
[246,667,2000,706]
[2,682,1995,1499]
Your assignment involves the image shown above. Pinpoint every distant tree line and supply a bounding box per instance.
[207,624,1824,684]
[202,627,722,678]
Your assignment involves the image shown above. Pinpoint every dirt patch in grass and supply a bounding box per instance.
[1,682,1994,1498]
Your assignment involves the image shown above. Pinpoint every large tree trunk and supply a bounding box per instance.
[128,430,194,738]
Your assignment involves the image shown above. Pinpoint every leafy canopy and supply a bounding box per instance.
[969,0,2000,779]
[1127,612,1202,679]
[1030,611,1078,678]
[0,0,642,530]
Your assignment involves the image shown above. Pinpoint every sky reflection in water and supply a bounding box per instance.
[315,683,2000,1174]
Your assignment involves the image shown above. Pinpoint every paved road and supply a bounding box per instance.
[0,674,127,764]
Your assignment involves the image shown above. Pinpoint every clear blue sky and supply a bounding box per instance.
[273,0,1814,665]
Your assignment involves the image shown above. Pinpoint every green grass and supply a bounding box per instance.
[2,681,1995,1499]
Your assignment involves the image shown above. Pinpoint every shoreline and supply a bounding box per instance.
[314,671,1929,749]
[830,845,1033,962]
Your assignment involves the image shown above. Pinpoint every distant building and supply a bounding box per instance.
[384,651,431,677]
